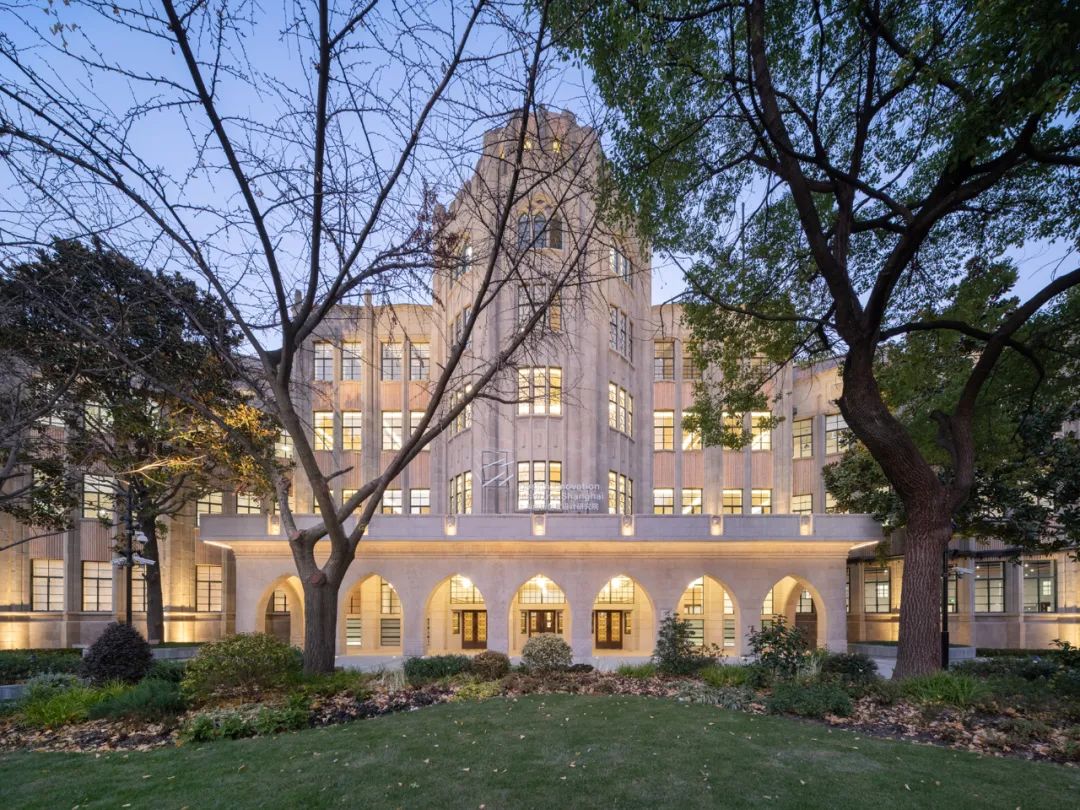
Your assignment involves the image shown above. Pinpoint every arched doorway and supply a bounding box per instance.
[590,575,654,655]
[675,575,739,654]
[762,576,824,647]
[425,574,488,655]
[256,575,304,647]
[340,574,404,655]
[508,574,569,655]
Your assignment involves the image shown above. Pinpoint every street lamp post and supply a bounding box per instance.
[125,486,134,626]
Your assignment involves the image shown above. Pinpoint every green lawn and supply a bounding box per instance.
[2,695,1077,809]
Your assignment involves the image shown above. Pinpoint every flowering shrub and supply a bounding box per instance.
[521,634,572,671]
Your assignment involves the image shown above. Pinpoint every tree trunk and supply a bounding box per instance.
[302,576,339,674]
[893,505,953,679]
[139,514,165,645]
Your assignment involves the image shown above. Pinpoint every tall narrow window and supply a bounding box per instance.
[82,561,113,612]
[974,562,1005,613]
[196,565,223,612]
[380,342,403,381]
[750,411,772,451]
[863,567,890,613]
[516,214,531,249]
[410,411,428,447]
[342,411,362,451]
[82,474,115,519]
[1023,561,1056,613]
[722,489,743,515]
[653,411,674,450]
[607,471,633,515]
[792,418,813,459]
[683,345,703,381]
[532,214,547,248]
[409,343,430,380]
[449,472,473,514]
[313,341,333,381]
[654,341,674,380]
[455,242,472,280]
[653,488,675,515]
[32,559,64,611]
[681,412,702,450]
[681,488,703,515]
[548,215,563,249]
[275,430,293,459]
[382,411,403,451]
[609,246,631,281]
[313,411,334,451]
[341,341,362,381]
[825,413,850,455]
[380,578,401,614]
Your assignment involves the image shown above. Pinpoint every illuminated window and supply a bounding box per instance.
[681,412,702,450]
[796,589,815,614]
[82,474,115,519]
[597,575,635,603]
[825,492,844,513]
[653,411,674,450]
[750,411,772,451]
[450,575,484,604]
[791,494,813,515]
[653,488,675,515]
[380,489,403,515]
[275,430,293,459]
[607,471,633,515]
[341,341,362,381]
[82,561,112,612]
[974,562,1005,613]
[32,559,64,611]
[681,488,703,515]
[313,341,333,381]
[270,589,288,613]
[607,383,633,436]
[517,367,563,415]
[761,588,775,616]
[409,343,430,380]
[450,386,474,435]
[792,418,813,458]
[380,578,401,614]
[516,461,562,511]
[196,565,223,612]
[825,413,851,455]
[380,342,403,381]
[863,567,890,613]
[410,489,430,515]
[682,578,704,615]
[722,489,743,515]
[381,411,403,450]
[342,411,362,451]
[750,489,772,515]
[517,285,561,332]
[449,471,473,515]
[654,341,674,380]
[235,492,261,515]
[518,575,566,604]
[196,491,223,526]
[313,411,334,451]
[1023,561,1056,613]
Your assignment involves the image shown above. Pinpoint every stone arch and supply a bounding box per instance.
[760,575,828,648]
[254,575,304,648]
[508,573,571,656]
[338,573,404,655]
[423,574,490,655]
[673,574,742,656]
[589,573,656,656]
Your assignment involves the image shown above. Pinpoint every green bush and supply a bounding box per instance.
[293,669,373,700]
[652,615,714,675]
[766,681,852,718]
[0,649,82,682]
[521,634,573,672]
[178,696,309,743]
[900,672,990,708]
[1052,668,1080,698]
[145,659,188,684]
[747,617,810,681]
[89,678,187,723]
[403,655,472,685]
[699,664,751,688]
[452,680,503,702]
[470,651,511,681]
[182,633,302,702]
[616,662,657,679]
[820,652,879,686]
[80,623,154,685]
[954,656,1059,681]
[1052,639,1080,669]
[19,682,127,728]
[22,671,83,701]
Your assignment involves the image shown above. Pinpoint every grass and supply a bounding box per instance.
[2,694,1079,809]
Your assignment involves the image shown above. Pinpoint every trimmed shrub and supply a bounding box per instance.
[616,662,657,679]
[652,614,714,675]
[900,672,990,708]
[521,634,573,672]
[80,623,153,685]
[146,659,188,684]
[452,680,503,702]
[0,649,82,682]
[182,633,302,702]
[89,678,186,723]
[766,681,852,718]
[470,651,511,681]
[700,664,751,688]
[820,652,879,686]
[403,655,472,685]
[747,617,810,681]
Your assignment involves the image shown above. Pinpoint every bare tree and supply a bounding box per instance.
[0,0,612,670]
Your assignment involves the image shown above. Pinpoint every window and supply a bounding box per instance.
[519,575,566,604]
[410,488,430,515]
[381,411,403,451]
[380,618,401,646]
[32,559,64,611]
[796,589,815,614]
[380,342,403,381]
[608,306,633,360]
[131,565,147,612]
[454,242,472,280]
[516,285,562,332]
[270,589,288,613]
[84,402,112,431]
[275,430,293,459]
[196,491,223,526]
[313,341,333,381]
[825,413,850,455]
[947,572,958,614]
[409,342,430,380]
[80,561,112,612]
[341,341,362,381]
[450,575,483,604]
[654,341,674,380]
[342,411,362,451]
[653,488,675,515]
[517,367,562,415]
[607,471,633,515]
[312,411,334,451]
[452,308,473,349]
[516,461,562,511]
[1023,561,1056,613]
[517,214,531,249]
[607,383,633,436]
[791,494,813,515]
[683,346,703,381]
[380,489,403,515]
[533,214,548,248]
[548,215,563,249]
[235,492,261,515]
[722,489,743,515]
[682,577,704,615]
[609,246,632,282]
[825,492,844,514]
[597,575,635,603]
[346,618,363,647]
[82,474,115,519]
[380,578,401,614]
[681,412,702,450]
[196,565,223,612]
[792,418,813,458]
[449,471,473,515]
[681,488,703,515]
[750,489,772,515]
[762,588,775,617]
[653,411,674,450]
[450,387,473,435]
[863,567,891,613]
[750,411,772,451]
[974,562,1005,613]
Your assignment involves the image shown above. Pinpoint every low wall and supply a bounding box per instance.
[851,642,976,661]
